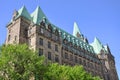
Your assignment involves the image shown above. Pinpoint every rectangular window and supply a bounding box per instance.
[55,44,58,52]
[75,56,78,63]
[83,60,86,66]
[39,48,43,56]
[29,28,31,34]
[79,58,82,64]
[48,52,51,60]
[15,35,17,41]
[48,41,51,49]
[65,52,68,59]
[40,28,44,34]
[55,55,59,62]
[70,54,73,61]
[39,38,43,46]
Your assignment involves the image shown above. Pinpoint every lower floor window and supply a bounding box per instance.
[48,52,51,60]
[55,55,59,62]
[39,48,43,56]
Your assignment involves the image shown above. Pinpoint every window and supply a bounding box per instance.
[39,38,43,46]
[39,48,43,56]
[48,52,51,60]
[70,54,73,61]
[65,52,68,59]
[8,35,11,41]
[14,35,17,41]
[55,44,58,52]
[55,55,59,62]
[83,60,86,66]
[24,28,28,38]
[29,28,31,34]
[40,28,44,34]
[79,58,82,64]
[48,41,51,49]
[75,56,78,63]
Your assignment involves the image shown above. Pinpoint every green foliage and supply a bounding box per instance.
[44,63,101,80]
[0,44,47,80]
[0,44,101,80]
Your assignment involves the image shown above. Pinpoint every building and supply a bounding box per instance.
[5,6,118,80]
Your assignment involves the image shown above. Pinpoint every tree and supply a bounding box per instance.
[44,63,101,80]
[0,44,47,80]
[0,44,101,80]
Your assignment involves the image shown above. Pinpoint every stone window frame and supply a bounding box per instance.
[65,52,68,59]
[39,38,43,46]
[55,55,59,62]
[39,48,43,56]
[48,52,51,60]
[55,44,58,52]
[48,41,51,49]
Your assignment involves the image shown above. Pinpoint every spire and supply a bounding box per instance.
[91,37,103,54]
[17,6,31,20]
[31,6,48,24]
[73,22,82,37]
[104,44,111,54]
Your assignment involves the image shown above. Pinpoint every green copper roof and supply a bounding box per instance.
[31,6,48,24]
[90,37,104,54]
[73,22,82,37]
[17,6,31,20]
[104,45,111,54]
[50,23,95,54]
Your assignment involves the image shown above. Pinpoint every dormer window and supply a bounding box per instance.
[42,17,46,23]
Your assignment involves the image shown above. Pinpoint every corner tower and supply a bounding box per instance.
[6,6,31,44]
[91,38,119,80]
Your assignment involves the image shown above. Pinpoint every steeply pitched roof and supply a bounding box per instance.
[90,37,103,54]
[73,22,82,37]
[104,45,111,54]
[17,6,31,20]
[31,6,48,24]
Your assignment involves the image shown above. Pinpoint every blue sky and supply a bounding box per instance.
[0,0,120,79]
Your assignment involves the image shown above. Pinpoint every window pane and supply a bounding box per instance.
[48,52,51,60]
[48,41,51,49]
[39,38,43,46]
[55,55,59,62]
[65,52,68,59]
[75,56,78,63]
[55,44,58,52]
[39,48,43,56]
[70,54,73,61]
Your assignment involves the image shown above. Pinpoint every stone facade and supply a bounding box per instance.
[5,6,118,80]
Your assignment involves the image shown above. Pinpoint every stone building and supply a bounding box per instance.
[5,6,118,80]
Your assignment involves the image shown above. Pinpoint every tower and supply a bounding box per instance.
[91,38,119,80]
[6,6,31,45]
